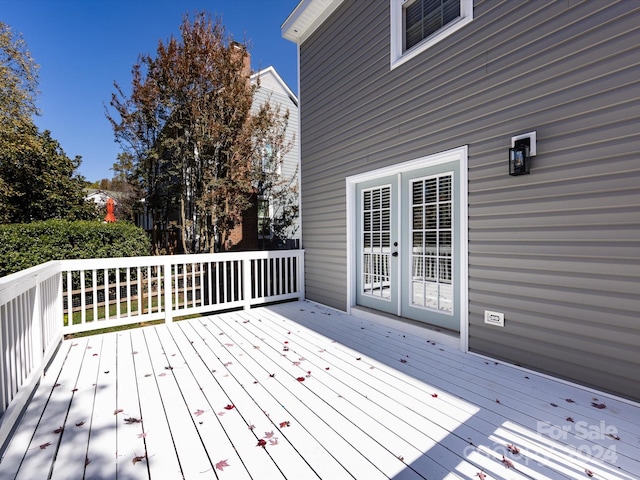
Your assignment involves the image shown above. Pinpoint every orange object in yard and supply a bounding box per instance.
[105,197,116,223]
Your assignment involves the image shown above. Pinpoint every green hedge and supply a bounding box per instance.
[0,220,151,277]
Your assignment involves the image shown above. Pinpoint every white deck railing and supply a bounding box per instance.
[0,250,304,448]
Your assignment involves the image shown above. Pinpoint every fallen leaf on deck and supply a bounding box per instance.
[132,455,145,465]
[585,469,594,477]
[224,404,235,410]
[256,439,267,448]
[400,359,407,363]
[223,362,233,367]
[431,393,438,398]
[137,432,147,438]
[293,361,301,366]
[85,456,91,466]
[269,373,275,377]
[567,417,575,422]
[297,377,305,382]
[591,402,606,409]
[248,424,256,430]
[114,409,124,415]
[76,420,86,427]
[39,442,52,449]
[124,417,142,424]
[495,399,501,404]
[501,456,514,468]
[269,438,279,446]
[507,444,520,454]
[280,421,290,428]
[476,472,486,480]
[356,357,361,360]
[606,433,620,440]
[566,398,575,403]
[325,367,330,370]
[264,431,275,439]
[550,403,558,407]
[216,459,230,471]
[194,409,206,416]
[53,427,64,434]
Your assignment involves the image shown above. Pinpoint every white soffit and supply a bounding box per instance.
[282,0,345,44]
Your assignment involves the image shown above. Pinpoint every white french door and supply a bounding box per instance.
[354,155,462,332]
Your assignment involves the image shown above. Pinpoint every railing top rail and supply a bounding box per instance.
[0,261,62,303]
[59,249,304,270]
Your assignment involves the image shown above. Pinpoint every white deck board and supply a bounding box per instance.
[266,303,640,479]
[2,301,639,480]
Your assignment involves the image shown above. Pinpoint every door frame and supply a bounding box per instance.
[346,145,469,352]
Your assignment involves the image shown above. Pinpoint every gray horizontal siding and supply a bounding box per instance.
[298,0,640,399]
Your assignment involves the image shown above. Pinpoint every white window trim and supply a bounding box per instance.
[390,0,474,70]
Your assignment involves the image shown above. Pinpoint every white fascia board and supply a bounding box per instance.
[282,0,345,44]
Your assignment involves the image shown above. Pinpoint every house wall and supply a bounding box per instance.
[297,0,640,400]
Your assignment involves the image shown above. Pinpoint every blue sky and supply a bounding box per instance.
[2,0,300,182]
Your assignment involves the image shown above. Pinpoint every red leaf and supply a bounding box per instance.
[356,357,362,361]
[114,409,124,415]
[194,409,206,416]
[53,427,64,434]
[501,456,514,468]
[256,439,267,448]
[224,404,235,410]
[431,393,438,398]
[39,442,52,450]
[296,377,305,382]
[325,367,330,370]
[591,402,606,409]
[216,459,230,471]
[269,438,279,446]
[132,455,145,465]
[585,469,594,477]
[279,421,290,428]
[507,444,520,455]
[476,472,487,480]
[76,420,86,427]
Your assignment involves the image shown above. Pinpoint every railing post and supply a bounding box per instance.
[243,257,252,310]
[32,275,44,370]
[164,258,173,323]
[298,251,305,301]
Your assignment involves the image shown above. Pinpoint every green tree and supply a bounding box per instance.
[108,12,296,254]
[0,22,97,223]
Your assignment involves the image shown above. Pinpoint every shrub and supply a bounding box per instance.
[0,220,151,277]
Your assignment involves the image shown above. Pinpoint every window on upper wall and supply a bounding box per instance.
[390,0,473,69]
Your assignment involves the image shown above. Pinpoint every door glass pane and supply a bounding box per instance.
[410,173,453,313]
[361,185,392,301]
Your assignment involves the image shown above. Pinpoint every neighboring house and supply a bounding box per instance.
[135,65,300,252]
[250,66,300,250]
[283,1,640,401]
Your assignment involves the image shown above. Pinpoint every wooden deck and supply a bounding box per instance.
[1,301,638,480]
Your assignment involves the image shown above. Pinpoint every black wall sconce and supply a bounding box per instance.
[509,131,536,176]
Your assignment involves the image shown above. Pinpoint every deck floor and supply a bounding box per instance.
[1,301,639,479]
